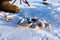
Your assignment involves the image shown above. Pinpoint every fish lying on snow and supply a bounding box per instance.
[16,17,52,30]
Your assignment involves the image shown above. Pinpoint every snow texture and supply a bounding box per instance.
[0,0,60,40]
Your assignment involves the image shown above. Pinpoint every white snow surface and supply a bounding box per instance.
[0,0,60,40]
